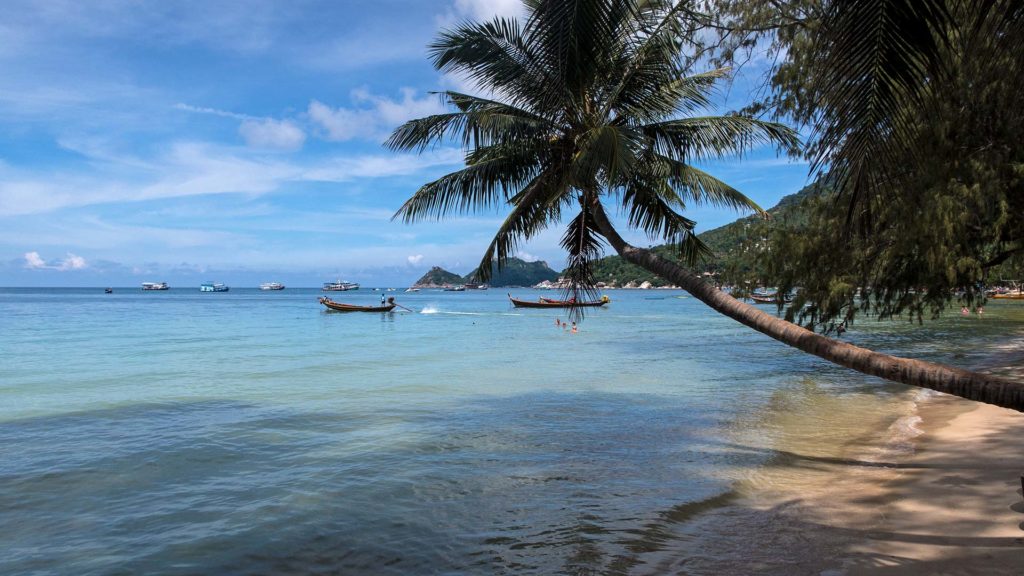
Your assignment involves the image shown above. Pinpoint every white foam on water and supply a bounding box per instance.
[883,414,925,454]
[860,398,926,464]
[418,306,499,317]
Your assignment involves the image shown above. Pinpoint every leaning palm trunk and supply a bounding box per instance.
[591,205,1024,412]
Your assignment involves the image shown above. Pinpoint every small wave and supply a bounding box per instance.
[420,306,438,314]
[861,413,924,463]
[886,414,924,446]
[912,388,941,402]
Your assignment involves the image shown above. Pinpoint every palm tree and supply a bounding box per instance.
[387,0,1024,411]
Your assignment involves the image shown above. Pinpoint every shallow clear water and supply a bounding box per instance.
[1,287,1019,574]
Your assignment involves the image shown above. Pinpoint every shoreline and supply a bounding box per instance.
[646,326,1024,575]
[773,334,1024,574]
[842,325,1024,570]
[837,396,1024,574]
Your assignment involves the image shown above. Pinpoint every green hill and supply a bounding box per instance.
[412,266,464,288]
[581,182,824,286]
[464,257,560,287]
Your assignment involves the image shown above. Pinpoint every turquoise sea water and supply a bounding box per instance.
[1,287,1021,574]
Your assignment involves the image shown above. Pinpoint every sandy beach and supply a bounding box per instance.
[834,397,1024,574]
[686,396,1024,575]
[645,344,1024,575]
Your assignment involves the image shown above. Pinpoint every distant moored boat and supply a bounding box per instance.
[200,282,229,292]
[259,282,285,291]
[141,282,169,291]
[322,280,360,291]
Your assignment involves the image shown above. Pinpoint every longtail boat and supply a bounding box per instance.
[508,294,609,308]
[319,296,395,312]
[991,291,1024,300]
[749,293,791,304]
[990,281,1024,299]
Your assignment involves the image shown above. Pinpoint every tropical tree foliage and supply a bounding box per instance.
[696,0,1024,325]
[387,0,797,310]
[390,0,1024,410]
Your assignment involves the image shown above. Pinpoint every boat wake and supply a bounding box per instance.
[419,306,520,317]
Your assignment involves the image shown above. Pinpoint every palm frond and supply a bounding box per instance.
[644,115,799,162]
[659,157,765,214]
[621,180,712,266]
[559,199,607,320]
[385,93,553,152]
[526,0,627,98]
[571,124,642,186]
[615,67,731,123]
[393,143,545,222]
[477,170,570,281]
[810,0,950,213]
[605,7,714,121]
[430,16,564,113]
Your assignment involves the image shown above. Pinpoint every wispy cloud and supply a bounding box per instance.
[238,118,305,150]
[174,102,257,121]
[176,104,306,150]
[437,0,526,27]
[0,138,465,216]
[308,87,446,142]
[300,147,463,182]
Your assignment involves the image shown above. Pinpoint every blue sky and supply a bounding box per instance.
[0,0,810,287]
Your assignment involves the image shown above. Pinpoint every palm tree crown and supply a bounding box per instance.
[387,0,797,300]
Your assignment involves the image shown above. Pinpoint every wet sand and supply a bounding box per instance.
[839,397,1024,574]
[641,382,1024,575]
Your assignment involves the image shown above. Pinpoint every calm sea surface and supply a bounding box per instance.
[1,287,1020,574]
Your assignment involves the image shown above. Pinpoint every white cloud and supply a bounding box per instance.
[456,0,525,20]
[176,104,306,151]
[59,253,87,270]
[307,100,374,142]
[238,118,306,150]
[515,251,539,262]
[439,0,525,27]
[24,251,46,269]
[308,87,446,142]
[407,254,424,265]
[22,250,87,270]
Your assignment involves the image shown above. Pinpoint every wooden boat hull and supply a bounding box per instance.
[991,292,1024,300]
[509,295,608,308]
[750,294,792,304]
[319,297,396,312]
